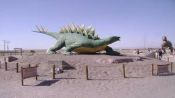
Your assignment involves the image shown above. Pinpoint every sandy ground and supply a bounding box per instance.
[0,50,175,98]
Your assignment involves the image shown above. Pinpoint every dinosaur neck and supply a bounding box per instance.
[93,37,114,47]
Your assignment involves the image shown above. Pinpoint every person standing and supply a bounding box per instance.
[136,49,139,55]
[158,49,163,60]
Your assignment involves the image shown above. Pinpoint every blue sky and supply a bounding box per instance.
[0,0,175,50]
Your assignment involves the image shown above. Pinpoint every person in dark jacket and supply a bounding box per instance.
[158,49,163,60]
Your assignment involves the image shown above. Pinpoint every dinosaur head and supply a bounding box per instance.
[108,36,120,44]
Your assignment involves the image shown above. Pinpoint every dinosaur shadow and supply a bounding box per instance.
[70,51,122,56]
[36,80,59,86]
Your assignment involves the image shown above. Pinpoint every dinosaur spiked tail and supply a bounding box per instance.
[33,26,58,39]
[33,31,58,39]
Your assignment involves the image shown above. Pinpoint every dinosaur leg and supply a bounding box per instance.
[64,43,81,55]
[170,47,173,54]
[47,41,64,54]
[105,46,120,55]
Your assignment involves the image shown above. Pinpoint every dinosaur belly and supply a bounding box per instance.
[73,45,107,53]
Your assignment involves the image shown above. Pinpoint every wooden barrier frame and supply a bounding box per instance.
[84,64,126,79]
[83,63,173,79]
[1,61,18,72]
[21,65,38,86]
[85,65,128,80]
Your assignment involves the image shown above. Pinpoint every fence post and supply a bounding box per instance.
[85,65,88,80]
[16,63,19,73]
[171,62,173,72]
[21,67,24,86]
[167,57,169,62]
[28,64,31,68]
[36,65,38,80]
[4,57,6,62]
[5,62,7,71]
[53,65,55,79]
[123,64,126,78]
[0,61,1,68]
[152,64,154,76]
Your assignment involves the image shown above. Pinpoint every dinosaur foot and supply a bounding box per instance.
[63,51,73,55]
[105,46,120,56]
[47,50,57,54]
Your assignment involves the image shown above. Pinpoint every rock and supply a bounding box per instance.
[48,60,74,70]
[7,56,18,62]
[112,58,133,63]
[96,56,142,64]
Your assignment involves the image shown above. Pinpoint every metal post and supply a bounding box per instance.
[20,49,22,56]
[14,49,16,55]
[3,40,6,56]
[6,41,9,56]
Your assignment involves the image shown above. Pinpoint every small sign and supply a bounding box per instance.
[157,64,169,74]
[14,48,22,55]
[22,67,37,79]
[21,66,38,86]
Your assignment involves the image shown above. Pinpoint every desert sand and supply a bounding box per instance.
[0,49,175,98]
